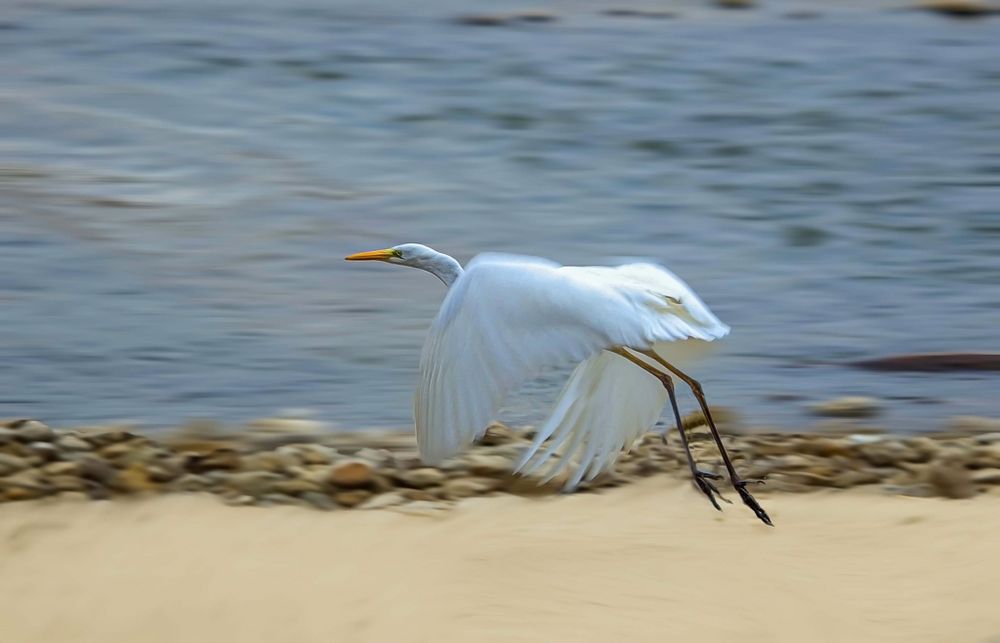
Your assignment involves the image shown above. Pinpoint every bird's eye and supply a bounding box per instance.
[393,249,404,259]
[666,296,682,305]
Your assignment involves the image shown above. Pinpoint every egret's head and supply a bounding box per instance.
[345,243,462,287]
[345,243,439,268]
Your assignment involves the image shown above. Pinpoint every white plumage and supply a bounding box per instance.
[409,252,729,485]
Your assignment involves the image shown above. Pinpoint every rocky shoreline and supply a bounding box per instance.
[1,413,999,511]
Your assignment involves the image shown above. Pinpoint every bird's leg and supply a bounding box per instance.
[662,372,730,510]
[638,350,773,527]
[610,349,729,510]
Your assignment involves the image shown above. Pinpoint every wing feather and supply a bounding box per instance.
[414,254,730,466]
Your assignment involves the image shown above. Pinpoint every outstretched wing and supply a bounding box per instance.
[414,254,729,465]
[515,350,668,487]
[515,263,730,488]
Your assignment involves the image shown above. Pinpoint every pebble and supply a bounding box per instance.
[241,451,297,473]
[858,441,923,467]
[949,416,1000,434]
[271,478,323,495]
[55,434,92,451]
[10,420,54,442]
[43,461,80,476]
[113,465,157,493]
[77,456,118,485]
[810,397,881,419]
[185,449,241,473]
[972,468,1000,485]
[79,427,136,447]
[223,471,284,496]
[461,454,512,476]
[925,461,976,499]
[0,453,30,476]
[171,474,211,492]
[1,418,999,512]
[442,476,501,499]
[333,489,372,507]
[479,422,516,446]
[396,468,447,488]
[50,475,87,492]
[329,460,375,488]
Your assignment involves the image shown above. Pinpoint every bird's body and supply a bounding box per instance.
[346,244,771,525]
[415,254,727,478]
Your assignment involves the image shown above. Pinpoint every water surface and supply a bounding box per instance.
[1,0,998,430]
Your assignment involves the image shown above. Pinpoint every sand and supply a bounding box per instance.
[1,480,998,643]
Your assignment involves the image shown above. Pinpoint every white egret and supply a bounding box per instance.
[346,243,771,525]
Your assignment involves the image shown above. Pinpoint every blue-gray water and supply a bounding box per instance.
[1,0,998,431]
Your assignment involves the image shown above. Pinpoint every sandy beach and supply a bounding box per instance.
[2,479,999,643]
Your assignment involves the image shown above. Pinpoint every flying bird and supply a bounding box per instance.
[346,243,770,525]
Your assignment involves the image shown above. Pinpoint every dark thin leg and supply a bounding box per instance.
[662,373,730,510]
[610,349,728,511]
[638,349,772,527]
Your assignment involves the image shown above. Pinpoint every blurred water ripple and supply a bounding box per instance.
[1,0,998,429]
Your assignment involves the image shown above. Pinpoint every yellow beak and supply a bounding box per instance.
[345,248,397,262]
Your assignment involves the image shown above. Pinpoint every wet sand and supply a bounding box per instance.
[1,479,998,643]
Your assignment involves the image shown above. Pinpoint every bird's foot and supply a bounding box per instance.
[733,478,773,526]
[691,469,730,511]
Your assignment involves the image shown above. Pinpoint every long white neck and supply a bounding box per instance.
[421,252,463,287]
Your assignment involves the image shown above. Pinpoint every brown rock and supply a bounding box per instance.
[857,441,922,467]
[470,454,514,476]
[852,352,1000,371]
[396,467,447,489]
[949,416,1000,434]
[243,451,298,473]
[479,422,516,446]
[329,460,375,488]
[810,397,881,419]
[271,478,323,495]
[7,419,54,442]
[833,469,884,488]
[79,427,137,447]
[441,476,501,499]
[55,434,92,451]
[49,475,86,492]
[972,468,1000,485]
[400,488,438,502]
[77,456,118,485]
[0,453,30,476]
[185,449,241,473]
[43,461,80,476]
[5,486,42,501]
[925,462,976,499]
[171,474,211,492]
[799,438,854,458]
[333,489,372,507]
[222,471,284,496]
[99,442,139,459]
[112,465,157,493]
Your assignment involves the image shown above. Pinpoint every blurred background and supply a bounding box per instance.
[1,0,998,431]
